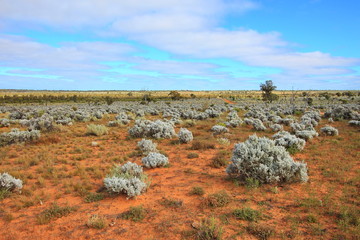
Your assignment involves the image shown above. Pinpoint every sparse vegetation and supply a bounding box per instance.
[119,205,147,222]
[37,203,77,224]
[204,191,231,208]
[0,93,358,239]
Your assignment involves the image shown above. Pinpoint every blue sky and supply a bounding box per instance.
[0,0,359,90]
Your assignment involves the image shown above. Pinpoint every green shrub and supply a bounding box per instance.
[87,214,107,229]
[84,193,104,203]
[37,203,77,224]
[210,151,229,168]
[197,217,223,240]
[233,207,261,222]
[204,191,231,208]
[246,223,275,240]
[119,205,146,222]
[190,186,205,196]
[87,124,108,136]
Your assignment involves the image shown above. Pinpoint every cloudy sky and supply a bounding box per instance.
[0,0,359,90]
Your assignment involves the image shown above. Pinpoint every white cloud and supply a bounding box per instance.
[0,0,358,89]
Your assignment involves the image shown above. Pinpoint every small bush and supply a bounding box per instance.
[211,125,229,135]
[87,215,107,229]
[204,191,231,208]
[160,197,183,208]
[137,139,157,153]
[295,130,318,141]
[187,153,199,159]
[272,131,306,153]
[269,124,283,132]
[37,203,76,224]
[84,193,104,203]
[142,152,169,168]
[119,205,146,222]
[128,119,177,139]
[178,128,194,143]
[210,151,229,168]
[0,129,40,147]
[226,134,308,184]
[87,124,108,136]
[245,178,260,189]
[0,188,11,200]
[246,223,275,240]
[190,186,205,196]
[252,119,267,131]
[196,217,223,240]
[104,162,148,198]
[233,207,261,222]
[0,172,23,192]
[217,138,230,146]
[320,125,339,136]
[190,141,215,150]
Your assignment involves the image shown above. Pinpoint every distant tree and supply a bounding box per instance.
[190,93,196,98]
[168,91,181,100]
[260,80,278,103]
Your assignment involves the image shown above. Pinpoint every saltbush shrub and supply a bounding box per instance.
[211,125,229,135]
[295,130,318,141]
[0,172,23,192]
[349,120,360,126]
[21,113,55,132]
[225,111,243,127]
[0,119,10,127]
[273,131,306,152]
[252,119,267,131]
[226,134,308,183]
[104,162,147,198]
[129,119,177,139]
[137,139,157,153]
[0,128,40,147]
[178,128,193,143]
[320,125,339,136]
[142,152,169,168]
[269,124,283,132]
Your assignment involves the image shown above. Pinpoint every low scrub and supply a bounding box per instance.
[226,134,308,184]
[37,203,77,224]
[103,162,148,198]
[204,191,231,208]
[87,124,108,136]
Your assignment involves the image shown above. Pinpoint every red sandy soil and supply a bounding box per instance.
[0,113,359,240]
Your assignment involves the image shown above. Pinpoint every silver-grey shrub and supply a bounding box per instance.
[226,111,243,127]
[178,128,193,143]
[320,125,339,136]
[22,114,54,132]
[0,128,40,147]
[142,152,169,168]
[0,172,23,192]
[0,119,10,127]
[295,130,318,140]
[226,134,308,183]
[103,177,146,198]
[104,162,147,198]
[273,131,306,152]
[252,119,267,131]
[129,119,177,139]
[349,120,360,126]
[270,124,283,132]
[137,139,157,153]
[211,125,229,135]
